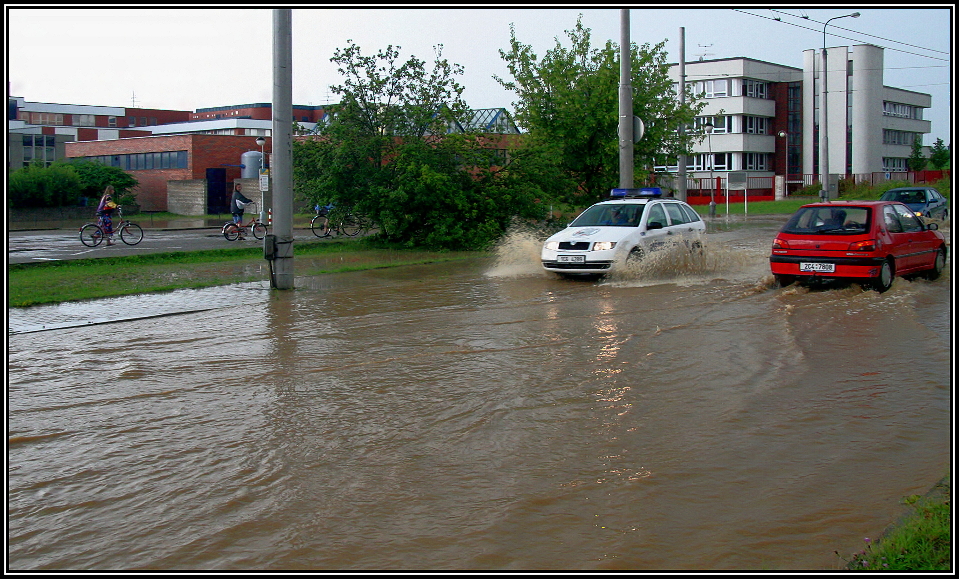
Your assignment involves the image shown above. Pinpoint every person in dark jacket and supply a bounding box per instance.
[230,183,254,240]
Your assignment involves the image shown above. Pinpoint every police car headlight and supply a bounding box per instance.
[544,241,560,251]
[592,241,617,251]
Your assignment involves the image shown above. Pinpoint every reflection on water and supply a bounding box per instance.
[7,221,951,571]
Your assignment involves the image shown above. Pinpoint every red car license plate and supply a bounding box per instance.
[799,262,835,273]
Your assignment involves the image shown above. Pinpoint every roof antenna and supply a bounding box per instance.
[131,91,138,108]
[696,44,714,61]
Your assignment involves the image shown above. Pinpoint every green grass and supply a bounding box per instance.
[710,198,815,216]
[8,238,482,307]
[836,477,951,571]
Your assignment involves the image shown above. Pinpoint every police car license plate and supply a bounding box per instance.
[558,255,585,263]
[799,262,835,273]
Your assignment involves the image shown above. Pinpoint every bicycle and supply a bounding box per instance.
[222,202,268,241]
[79,206,144,247]
[310,203,366,238]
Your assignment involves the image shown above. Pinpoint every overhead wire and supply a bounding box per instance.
[768,9,950,56]
[734,9,950,62]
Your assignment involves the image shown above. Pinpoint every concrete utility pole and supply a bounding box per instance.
[677,27,687,201]
[271,8,294,289]
[618,8,633,189]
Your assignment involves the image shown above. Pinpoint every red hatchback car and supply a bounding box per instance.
[770,200,947,292]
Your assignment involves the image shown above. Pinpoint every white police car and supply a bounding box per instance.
[541,188,706,277]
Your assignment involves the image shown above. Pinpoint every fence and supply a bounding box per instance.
[668,170,950,206]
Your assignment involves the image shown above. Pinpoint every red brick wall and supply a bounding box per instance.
[76,128,99,141]
[65,135,272,212]
[126,108,191,125]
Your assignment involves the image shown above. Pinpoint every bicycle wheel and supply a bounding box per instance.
[119,222,144,245]
[340,214,362,236]
[251,222,268,240]
[311,215,331,237]
[223,222,240,241]
[80,223,104,247]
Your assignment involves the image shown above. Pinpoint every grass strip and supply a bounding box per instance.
[836,476,951,570]
[8,239,483,307]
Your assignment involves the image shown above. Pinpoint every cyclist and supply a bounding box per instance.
[230,183,254,240]
[314,202,334,216]
[96,186,119,245]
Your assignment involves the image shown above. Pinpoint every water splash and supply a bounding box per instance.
[486,223,552,278]
[605,237,765,288]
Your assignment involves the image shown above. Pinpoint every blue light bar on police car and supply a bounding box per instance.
[609,187,662,198]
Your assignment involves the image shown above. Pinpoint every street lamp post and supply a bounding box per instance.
[255,136,267,222]
[820,11,860,203]
[704,120,716,217]
[777,130,788,200]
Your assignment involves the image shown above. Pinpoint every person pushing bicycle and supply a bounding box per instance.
[230,183,255,240]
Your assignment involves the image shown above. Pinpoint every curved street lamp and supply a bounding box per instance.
[820,11,860,203]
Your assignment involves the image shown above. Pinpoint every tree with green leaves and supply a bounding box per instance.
[928,138,950,170]
[64,159,139,204]
[7,159,140,209]
[908,134,927,171]
[495,15,705,206]
[293,41,542,250]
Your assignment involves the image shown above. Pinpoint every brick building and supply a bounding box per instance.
[7,97,192,170]
[66,134,270,213]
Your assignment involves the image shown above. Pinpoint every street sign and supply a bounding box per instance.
[259,172,270,192]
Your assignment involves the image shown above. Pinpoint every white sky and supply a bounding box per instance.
[5,6,954,143]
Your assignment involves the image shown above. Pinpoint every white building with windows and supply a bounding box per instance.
[802,43,931,176]
[663,44,933,197]
[669,57,802,178]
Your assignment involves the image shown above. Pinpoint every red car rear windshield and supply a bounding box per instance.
[782,206,871,235]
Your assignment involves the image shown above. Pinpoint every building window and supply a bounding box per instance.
[742,79,768,99]
[690,152,731,171]
[882,130,920,146]
[744,153,769,171]
[882,102,922,119]
[81,150,188,171]
[692,79,728,98]
[20,134,58,166]
[743,116,769,135]
[694,115,731,134]
[882,157,908,172]
[108,116,117,127]
[72,114,95,126]
[128,116,137,127]
[29,112,64,125]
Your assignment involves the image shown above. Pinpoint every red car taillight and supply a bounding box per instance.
[772,238,789,250]
[847,239,877,252]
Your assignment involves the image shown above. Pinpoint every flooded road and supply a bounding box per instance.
[7,218,952,571]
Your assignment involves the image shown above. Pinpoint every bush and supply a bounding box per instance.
[7,160,139,209]
[7,162,81,208]
[794,182,823,197]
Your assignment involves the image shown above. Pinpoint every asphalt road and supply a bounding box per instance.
[7,226,332,264]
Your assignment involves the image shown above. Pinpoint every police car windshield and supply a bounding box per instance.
[570,204,644,227]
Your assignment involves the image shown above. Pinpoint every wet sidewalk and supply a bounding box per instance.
[7,281,271,335]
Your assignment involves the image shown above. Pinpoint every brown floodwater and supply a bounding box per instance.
[7,219,952,571]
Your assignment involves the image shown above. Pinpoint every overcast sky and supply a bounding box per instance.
[6,6,953,143]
